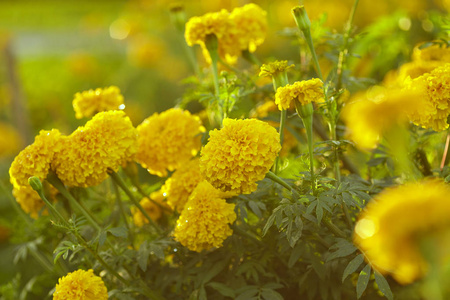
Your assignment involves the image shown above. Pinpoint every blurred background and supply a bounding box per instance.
[0,0,448,290]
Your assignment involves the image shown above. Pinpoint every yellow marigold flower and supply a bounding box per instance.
[259,60,294,78]
[383,61,441,88]
[0,122,22,158]
[53,269,107,300]
[173,180,236,252]
[406,63,450,132]
[9,129,62,189]
[136,108,205,177]
[412,43,450,63]
[53,111,137,187]
[12,183,57,219]
[354,180,450,285]
[275,79,324,110]
[161,158,204,212]
[132,191,168,227]
[185,9,238,64]
[200,118,281,194]
[341,87,424,149]
[230,3,267,53]
[73,86,124,119]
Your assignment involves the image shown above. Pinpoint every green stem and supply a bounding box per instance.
[111,179,135,248]
[322,218,346,238]
[28,246,58,273]
[266,171,300,198]
[242,49,261,66]
[296,103,315,195]
[272,71,290,173]
[330,120,341,185]
[109,171,163,235]
[47,172,101,231]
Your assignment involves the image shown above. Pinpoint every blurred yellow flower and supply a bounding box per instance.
[0,122,22,158]
[173,180,236,252]
[406,63,450,131]
[136,108,205,177]
[229,3,267,53]
[73,86,125,119]
[161,158,204,212]
[9,129,62,189]
[341,87,424,149]
[354,180,450,284]
[412,43,450,62]
[127,35,166,68]
[275,79,323,110]
[53,269,107,300]
[132,191,169,227]
[200,118,281,194]
[12,183,57,219]
[259,60,294,78]
[54,111,137,187]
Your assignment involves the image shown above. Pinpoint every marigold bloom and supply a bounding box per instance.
[173,180,236,252]
[185,9,238,64]
[0,122,22,158]
[53,111,137,187]
[406,63,450,131]
[275,79,323,110]
[132,191,168,227]
[161,158,204,212]
[230,4,267,53]
[73,86,124,119]
[200,118,281,194]
[412,43,450,63]
[354,180,450,285]
[341,87,424,149]
[259,60,294,78]
[12,184,57,219]
[53,269,107,300]
[9,129,62,189]
[136,108,205,177]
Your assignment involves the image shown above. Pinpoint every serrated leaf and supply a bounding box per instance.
[327,239,357,262]
[207,282,235,298]
[374,271,393,300]
[342,254,364,282]
[306,201,317,215]
[356,264,371,299]
[108,227,128,238]
[137,242,149,272]
[248,200,262,218]
[316,204,324,224]
[201,258,229,284]
[288,243,304,268]
[262,214,276,236]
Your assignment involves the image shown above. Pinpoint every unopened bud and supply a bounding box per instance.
[28,176,43,192]
[292,6,311,32]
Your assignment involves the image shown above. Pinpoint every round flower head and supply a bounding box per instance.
[406,63,450,131]
[53,269,107,300]
[9,129,62,189]
[136,108,205,177]
[53,111,137,187]
[161,158,204,212]
[185,9,238,64]
[259,60,294,78]
[73,86,124,119]
[12,183,57,219]
[200,118,281,194]
[132,191,168,227]
[275,79,323,111]
[341,87,425,149]
[173,180,236,252]
[354,180,450,285]
[412,43,450,63]
[0,122,21,158]
[230,3,267,53]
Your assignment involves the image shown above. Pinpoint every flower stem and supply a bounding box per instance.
[322,218,346,238]
[111,179,135,248]
[440,129,450,171]
[296,102,316,194]
[266,171,300,198]
[242,49,261,66]
[109,171,163,235]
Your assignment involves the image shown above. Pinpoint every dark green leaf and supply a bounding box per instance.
[356,264,371,299]
[288,243,304,268]
[207,282,235,298]
[327,239,357,262]
[248,200,262,218]
[201,258,229,284]
[374,271,393,300]
[261,289,284,300]
[149,243,165,260]
[108,227,128,238]
[98,231,107,247]
[316,204,324,224]
[262,214,276,236]
[137,242,149,272]
[342,254,364,282]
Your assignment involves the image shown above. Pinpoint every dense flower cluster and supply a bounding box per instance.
[200,118,281,194]
[0,122,21,158]
[341,87,424,149]
[9,129,62,189]
[354,180,450,285]
[185,4,267,64]
[53,111,137,187]
[53,269,108,300]
[136,108,205,177]
[161,158,204,212]
[173,180,236,252]
[132,191,167,227]
[259,60,294,78]
[275,79,323,110]
[12,183,57,219]
[73,86,124,119]
[406,63,450,131]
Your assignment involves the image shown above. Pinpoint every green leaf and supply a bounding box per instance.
[98,231,107,247]
[201,257,229,284]
[236,288,258,300]
[315,203,324,224]
[327,239,357,262]
[288,243,304,268]
[248,200,262,218]
[262,213,276,236]
[261,288,284,300]
[198,285,207,300]
[108,227,128,238]
[149,243,165,260]
[342,254,364,282]
[137,242,149,272]
[356,264,371,299]
[374,271,393,300]
[207,282,235,298]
